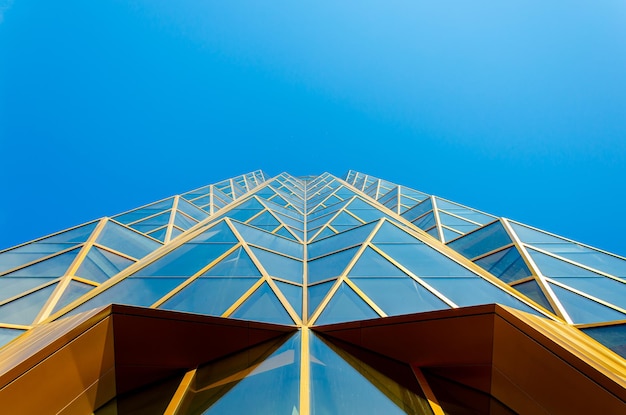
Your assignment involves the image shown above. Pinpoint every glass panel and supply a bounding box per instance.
[170,227,183,240]
[66,277,186,316]
[132,211,171,227]
[249,247,302,283]
[160,277,257,316]
[189,221,238,243]
[527,248,622,281]
[0,277,55,303]
[308,281,336,319]
[147,228,167,242]
[426,228,440,239]
[347,208,388,223]
[76,247,134,283]
[441,227,462,243]
[512,279,555,313]
[447,221,511,259]
[0,243,78,274]
[474,247,532,283]
[178,198,210,221]
[134,243,235,277]
[582,324,626,359]
[202,247,260,277]
[421,277,541,316]
[274,226,297,241]
[97,221,162,259]
[6,248,80,277]
[0,327,24,348]
[310,227,337,242]
[308,247,360,284]
[310,333,433,415]
[43,222,99,243]
[352,277,449,316]
[401,198,432,222]
[0,282,58,325]
[316,282,378,325]
[413,213,436,230]
[548,283,626,324]
[248,211,281,231]
[231,283,294,325]
[376,244,473,278]
[232,222,303,259]
[113,199,173,224]
[551,277,626,310]
[173,212,198,229]
[372,221,420,244]
[51,280,94,314]
[308,222,376,258]
[185,333,300,415]
[348,247,407,277]
[274,281,302,317]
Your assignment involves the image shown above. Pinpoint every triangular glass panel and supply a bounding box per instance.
[177,198,210,221]
[315,282,378,325]
[173,211,198,229]
[160,277,258,316]
[348,247,407,277]
[548,282,626,324]
[309,333,432,415]
[224,198,266,223]
[169,227,183,240]
[189,220,238,243]
[512,279,555,313]
[372,221,421,245]
[401,198,433,222]
[0,327,24,348]
[75,247,134,283]
[183,333,300,414]
[308,281,336,319]
[43,222,99,244]
[133,243,235,277]
[447,220,511,260]
[376,244,472,278]
[230,282,294,325]
[438,212,479,234]
[131,211,171,228]
[249,247,302,283]
[147,227,167,242]
[442,227,462,243]
[413,213,437,230]
[273,281,302,317]
[474,246,532,283]
[66,277,186,317]
[248,211,281,231]
[6,248,80,277]
[202,247,261,277]
[97,221,162,259]
[310,227,337,242]
[0,242,79,275]
[0,282,58,325]
[527,246,626,280]
[274,226,298,241]
[551,276,626,310]
[426,227,440,239]
[308,247,360,284]
[51,280,95,314]
[231,222,303,259]
[308,222,378,259]
[352,276,449,316]
[113,198,174,224]
[0,277,55,303]
[581,324,626,359]
[421,277,541,316]
[331,211,362,227]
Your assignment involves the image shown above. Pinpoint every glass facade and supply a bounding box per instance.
[0,170,625,414]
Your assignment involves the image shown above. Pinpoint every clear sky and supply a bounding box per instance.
[1,1,625,256]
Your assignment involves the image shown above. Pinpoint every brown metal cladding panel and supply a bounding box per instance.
[491,315,626,414]
[58,367,117,415]
[424,365,493,395]
[0,317,115,414]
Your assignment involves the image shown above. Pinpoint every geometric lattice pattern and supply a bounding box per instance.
[1,170,625,414]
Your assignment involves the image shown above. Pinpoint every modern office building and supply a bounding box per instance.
[0,171,624,414]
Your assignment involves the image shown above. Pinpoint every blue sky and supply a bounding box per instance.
[1,1,625,255]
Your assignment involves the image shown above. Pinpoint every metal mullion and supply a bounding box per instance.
[501,218,570,322]
[523,244,626,284]
[343,277,386,317]
[70,276,99,287]
[368,243,458,308]
[111,196,175,223]
[258,202,304,243]
[344,209,367,225]
[0,323,31,330]
[575,319,626,329]
[307,243,365,262]
[439,224,465,236]
[271,277,302,286]
[245,243,302,262]
[307,206,350,242]
[164,196,180,243]
[435,196,496,221]
[412,366,446,415]
[163,368,197,415]
[299,327,311,415]
[308,219,385,325]
[150,244,242,309]
[34,218,109,324]
[125,209,171,227]
[227,219,302,325]
[430,196,445,242]
[509,276,536,286]
[107,218,164,244]
[221,278,266,317]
